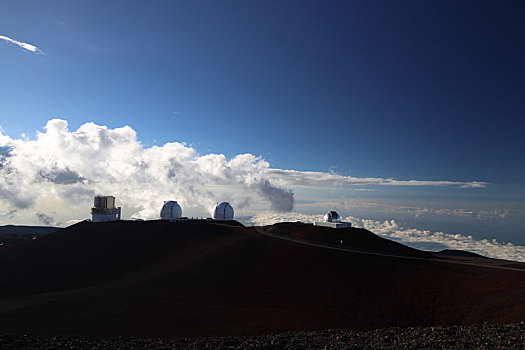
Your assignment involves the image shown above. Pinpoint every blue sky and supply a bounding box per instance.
[1,1,524,252]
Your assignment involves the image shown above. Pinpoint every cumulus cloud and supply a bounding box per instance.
[251,180,294,212]
[0,119,487,223]
[248,212,324,226]
[36,212,55,226]
[353,217,525,262]
[0,35,42,53]
[248,212,525,262]
[0,119,294,220]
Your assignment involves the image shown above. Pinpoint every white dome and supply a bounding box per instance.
[212,202,234,220]
[324,211,341,223]
[160,201,182,220]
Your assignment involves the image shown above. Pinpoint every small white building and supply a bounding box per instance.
[314,211,351,229]
[212,202,234,220]
[160,200,183,220]
[91,195,121,222]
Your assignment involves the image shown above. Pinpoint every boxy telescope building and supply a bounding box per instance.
[89,196,237,222]
[91,195,121,222]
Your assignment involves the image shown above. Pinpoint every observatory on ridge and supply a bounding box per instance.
[91,195,121,222]
[160,201,183,220]
[314,211,351,229]
[212,202,234,220]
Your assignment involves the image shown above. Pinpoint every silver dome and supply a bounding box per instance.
[212,202,234,220]
[323,211,341,223]
[160,200,182,220]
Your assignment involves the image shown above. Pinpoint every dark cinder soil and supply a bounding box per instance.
[0,220,524,337]
[264,222,434,258]
[1,323,524,349]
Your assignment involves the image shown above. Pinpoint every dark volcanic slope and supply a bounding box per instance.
[263,222,434,258]
[436,249,485,258]
[0,220,241,297]
[0,225,60,246]
[0,220,524,337]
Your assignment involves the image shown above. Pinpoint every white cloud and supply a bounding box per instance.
[247,212,525,262]
[292,198,523,222]
[0,119,293,221]
[266,169,486,188]
[349,217,525,262]
[0,35,42,54]
[0,119,487,225]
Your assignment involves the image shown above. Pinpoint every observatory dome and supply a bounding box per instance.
[160,201,182,220]
[212,202,234,220]
[324,211,341,223]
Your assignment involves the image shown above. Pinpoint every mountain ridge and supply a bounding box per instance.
[0,220,523,337]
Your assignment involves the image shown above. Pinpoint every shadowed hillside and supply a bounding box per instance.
[0,225,60,246]
[0,220,524,337]
[263,222,434,258]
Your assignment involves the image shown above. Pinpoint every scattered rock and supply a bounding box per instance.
[1,323,524,349]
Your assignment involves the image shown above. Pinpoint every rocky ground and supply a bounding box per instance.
[1,323,523,349]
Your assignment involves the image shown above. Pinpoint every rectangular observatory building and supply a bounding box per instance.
[91,195,121,222]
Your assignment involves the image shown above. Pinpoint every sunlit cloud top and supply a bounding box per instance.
[0,119,487,225]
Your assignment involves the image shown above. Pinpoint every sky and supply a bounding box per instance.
[1,1,524,259]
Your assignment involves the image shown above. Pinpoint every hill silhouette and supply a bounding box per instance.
[0,220,523,337]
[263,222,434,258]
[0,225,60,246]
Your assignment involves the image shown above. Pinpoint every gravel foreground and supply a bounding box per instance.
[1,323,524,349]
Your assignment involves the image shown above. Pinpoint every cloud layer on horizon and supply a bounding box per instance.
[293,198,524,222]
[0,35,42,53]
[247,212,525,262]
[0,119,486,224]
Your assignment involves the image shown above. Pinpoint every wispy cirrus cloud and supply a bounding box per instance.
[0,35,43,54]
[266,169,487,189]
